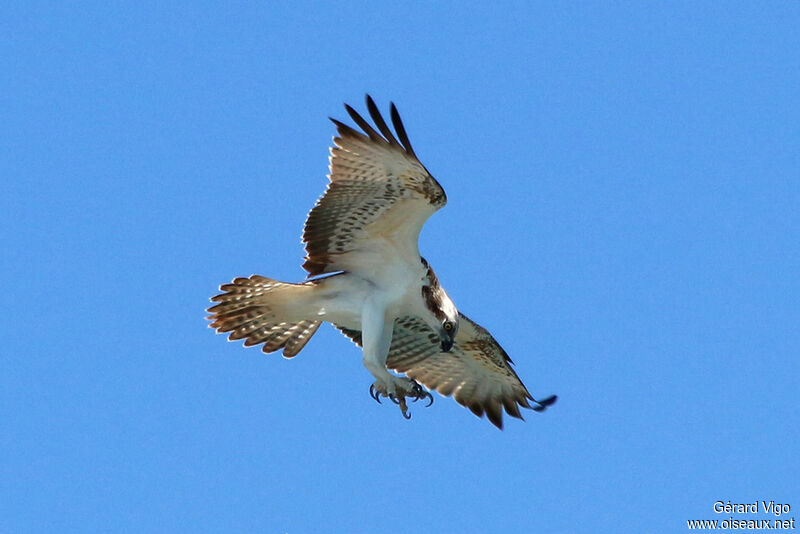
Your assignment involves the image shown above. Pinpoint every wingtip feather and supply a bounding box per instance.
[389,102,416,157]
[344,103,383,142]
[531,394,558,412]
[365,95,401,146]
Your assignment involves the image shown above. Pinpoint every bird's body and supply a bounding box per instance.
[208,96,556,428]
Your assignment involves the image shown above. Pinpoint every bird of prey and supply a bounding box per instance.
[207,95,556,428]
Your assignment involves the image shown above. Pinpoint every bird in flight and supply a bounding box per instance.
[207,95,556,428]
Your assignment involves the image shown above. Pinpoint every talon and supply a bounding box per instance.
[409,381,433,407]
[369,384,382,404]
[398,397,411,420]
[369,378,433,420]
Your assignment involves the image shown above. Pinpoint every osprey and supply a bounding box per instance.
[207,96,556,429]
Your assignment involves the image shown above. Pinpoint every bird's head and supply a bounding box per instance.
[437,298,459,352]
[420,259,460,352]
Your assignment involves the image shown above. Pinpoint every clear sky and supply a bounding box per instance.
[2,2,798,533]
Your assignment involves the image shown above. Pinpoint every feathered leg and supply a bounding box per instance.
[360,296,433,419]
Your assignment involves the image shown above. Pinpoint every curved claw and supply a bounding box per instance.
[370,380,434,421]
[409,381,433,407]
[369,384,382,404]
[397,397,411,420]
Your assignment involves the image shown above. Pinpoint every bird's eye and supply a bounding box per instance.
[443,321,453,331]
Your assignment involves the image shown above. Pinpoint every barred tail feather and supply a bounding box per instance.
[207,275,321,358]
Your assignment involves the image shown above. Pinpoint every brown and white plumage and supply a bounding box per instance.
[302,98,446,277]
[389,314,555,429]
[207,95,556,429]
[207,275,322,358]
[338,311,556,430]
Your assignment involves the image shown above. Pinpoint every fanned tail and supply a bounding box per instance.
[206,275,321,358]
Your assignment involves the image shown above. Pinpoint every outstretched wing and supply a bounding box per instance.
[337,313,556,429]
[302,95,447,277]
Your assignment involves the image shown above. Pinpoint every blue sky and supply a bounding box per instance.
[2,2,798,532]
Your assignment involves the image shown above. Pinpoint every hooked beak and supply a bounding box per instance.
[440,336,454,353]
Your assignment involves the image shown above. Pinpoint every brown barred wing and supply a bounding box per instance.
[302,95,446,277]
[336,313,556,429]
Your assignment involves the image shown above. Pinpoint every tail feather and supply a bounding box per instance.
[207,275,321,358]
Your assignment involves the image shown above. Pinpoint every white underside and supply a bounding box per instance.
[298,246,436,394]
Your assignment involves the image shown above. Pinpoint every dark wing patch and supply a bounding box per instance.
[302,95,446,276]
[336,313,556,429]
